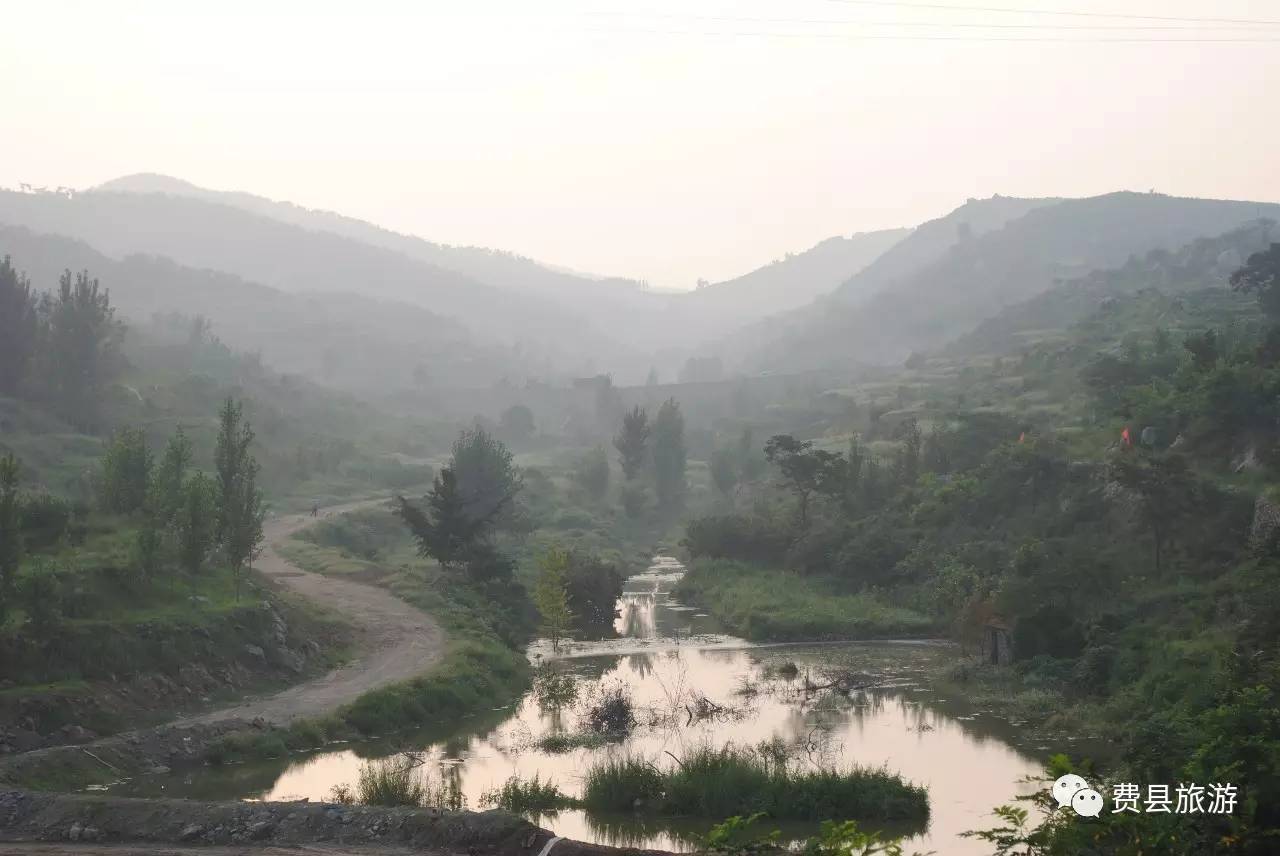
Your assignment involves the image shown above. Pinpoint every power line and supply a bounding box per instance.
[824,0,1280,26]
[573,24,1280,42]
[582,11,1277,31]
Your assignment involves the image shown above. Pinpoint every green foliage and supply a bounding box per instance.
[149,426,192,528]
[621,482,648,518]
[0,453,20,620]
[498,404,536,444]
[709,448,740,497]
[214,399,265,593]
[581,745,928,822]
[44,269,123,431]
[1230,241,1280,319]
[97,427,152,514]
[678,560,933,642]
[0,256,38,397]
[614,405,650,480]
[682,514,791,565]
[694,813,780,855]
[572,444,610,501]
[176,471,217,584]
[480,773,573,813]
[18,492,71,550]
[533,546,573,650]
[17,561,65,637]
[764,435,845,526]
[451,425,523,528]
[652,397,688,505]
[562,549,623,632]
[353,757,431,807]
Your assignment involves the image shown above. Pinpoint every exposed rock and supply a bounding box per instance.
[178,823,204,841]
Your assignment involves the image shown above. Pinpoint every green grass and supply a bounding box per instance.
[480,773,574,813]
[677,559,935,642]
[580,746,929,822]
[534,731,614,753]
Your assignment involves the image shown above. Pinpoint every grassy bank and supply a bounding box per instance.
[580,747,927,822]
[676,559,934,642]
[210,532,533,763]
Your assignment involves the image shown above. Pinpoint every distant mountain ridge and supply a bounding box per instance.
[0,225,528,394]
[729,192,1280,373]
[3,176,915,381]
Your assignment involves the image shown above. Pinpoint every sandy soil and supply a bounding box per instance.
[191,498,445,726]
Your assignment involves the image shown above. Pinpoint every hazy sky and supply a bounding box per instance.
[4,1,1279,288]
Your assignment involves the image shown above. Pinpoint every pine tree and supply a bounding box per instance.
[651,398,687,506]
[0,256,38,397]
[614,406,649,481]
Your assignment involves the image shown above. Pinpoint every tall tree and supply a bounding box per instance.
[533,546,573,652]
[614,406,649,480]
[214,399,265,600]
[98,428,153,515]
[177,472,217,592]
[150,426,193,528]
[651,398,687,506]
[573,445,610,501]
[1110,452,1198,576]
[451,426,523,528]
[44,269,121,431]
[0,257,38,397]
[398,466,511,581]
[0,453,21,621]
[764,434,843,527]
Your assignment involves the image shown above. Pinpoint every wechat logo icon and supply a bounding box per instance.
[1053,773,1104,818]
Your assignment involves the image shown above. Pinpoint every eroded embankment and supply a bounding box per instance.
[0,790,669,856]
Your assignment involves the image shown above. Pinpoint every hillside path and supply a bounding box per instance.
[190,497,444,726]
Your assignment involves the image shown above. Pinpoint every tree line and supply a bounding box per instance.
[0,397,265,629]
[0,257,123,432]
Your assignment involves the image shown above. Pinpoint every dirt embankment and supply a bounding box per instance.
[3,498,444,759]
[0,791,669,856]
[190,499,445,726]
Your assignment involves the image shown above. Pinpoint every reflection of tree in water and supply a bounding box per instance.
[616,592,657,638]
[626,652,655,679]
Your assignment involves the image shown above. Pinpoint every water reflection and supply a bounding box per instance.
[120,557,1055,855]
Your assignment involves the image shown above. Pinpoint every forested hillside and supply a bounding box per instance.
[735,193,1280,373]
[679,239,1280,853]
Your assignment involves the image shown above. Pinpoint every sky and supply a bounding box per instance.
[3,1,1279,289]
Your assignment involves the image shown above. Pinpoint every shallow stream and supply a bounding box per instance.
[119,557,1084,854]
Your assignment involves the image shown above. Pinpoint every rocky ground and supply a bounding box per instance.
[0,791,667,856]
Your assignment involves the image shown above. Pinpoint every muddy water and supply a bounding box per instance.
[119,558,1059,854]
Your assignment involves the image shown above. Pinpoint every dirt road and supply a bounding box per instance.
[192,498,445,726]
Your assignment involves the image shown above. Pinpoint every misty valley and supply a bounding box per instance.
[3,178,1280,856]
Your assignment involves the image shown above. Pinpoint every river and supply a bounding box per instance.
[118,557,1077,854]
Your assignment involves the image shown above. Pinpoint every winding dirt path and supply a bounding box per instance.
[191,498,445,726]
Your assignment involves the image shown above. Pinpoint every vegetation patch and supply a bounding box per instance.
[677,559,934,642]
[580,745,929,822]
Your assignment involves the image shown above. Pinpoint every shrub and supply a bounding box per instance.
[480,774,574,813]
[582,683,635,735]
[19,493,71,550]
[355,758,429,807]
[682,514,791,564]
